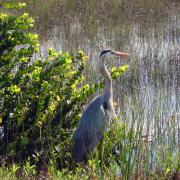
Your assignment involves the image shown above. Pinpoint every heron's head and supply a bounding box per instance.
[99,49,130,58]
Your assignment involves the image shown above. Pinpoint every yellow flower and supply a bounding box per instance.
[22,13,29,18]
[18,2,26,8]
[0,13,8,20]
[8,85,21,94]
[84,84,89,91]
[0,114,2,124]
[49,103,56,111]
[56,95,61,102]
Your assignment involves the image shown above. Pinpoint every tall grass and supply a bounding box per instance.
[0,86,179,178]
[1,0,179,179]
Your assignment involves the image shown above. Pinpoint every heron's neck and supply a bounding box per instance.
[99,56,112,100]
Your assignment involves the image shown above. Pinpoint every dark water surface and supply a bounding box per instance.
[23,0,179,148]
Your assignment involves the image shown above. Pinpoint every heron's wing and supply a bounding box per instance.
[73,96,110,151]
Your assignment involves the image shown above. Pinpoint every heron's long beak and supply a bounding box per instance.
[112,51,130,58]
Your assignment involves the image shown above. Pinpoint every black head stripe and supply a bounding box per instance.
[99,50,111,57]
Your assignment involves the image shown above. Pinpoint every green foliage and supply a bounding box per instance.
[156,147,179,176]
[2,2,26,10]
[103,122,135,178]
[0,1,128,170]
[22,158,36,177]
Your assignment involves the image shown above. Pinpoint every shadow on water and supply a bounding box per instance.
[13,0,180,168]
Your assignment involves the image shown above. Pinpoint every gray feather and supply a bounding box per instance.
[72,96,110,162]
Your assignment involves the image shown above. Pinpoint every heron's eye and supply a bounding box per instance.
[103,101,108,110]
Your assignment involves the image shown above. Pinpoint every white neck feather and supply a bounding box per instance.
[99,56,113,100]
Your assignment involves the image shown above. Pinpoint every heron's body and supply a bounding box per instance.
[72,49,129,163]
[72,96,113,162]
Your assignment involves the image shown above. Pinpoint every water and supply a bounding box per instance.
[25,1,180,144]
[17,0,179,159]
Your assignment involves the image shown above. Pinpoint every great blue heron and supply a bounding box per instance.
[72,49,130,163]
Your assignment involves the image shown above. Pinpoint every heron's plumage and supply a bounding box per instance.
[72,96,111,162]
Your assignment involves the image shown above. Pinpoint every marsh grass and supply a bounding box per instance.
[0,0,179,179]
[12,0,178,40]
[0,109,179,179]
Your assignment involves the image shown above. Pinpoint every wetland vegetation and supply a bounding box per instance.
[0,0,179,179]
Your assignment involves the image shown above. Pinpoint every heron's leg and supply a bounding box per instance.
[84,155,88,164]
[98,136,104,162]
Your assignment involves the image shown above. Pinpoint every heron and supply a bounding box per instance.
[72,49,130,163]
